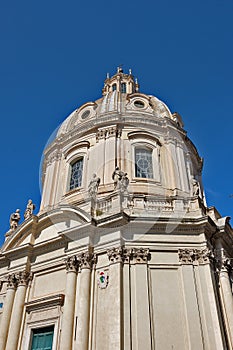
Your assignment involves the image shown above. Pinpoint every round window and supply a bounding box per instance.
[81,110,90,119]
[134,100,145,108]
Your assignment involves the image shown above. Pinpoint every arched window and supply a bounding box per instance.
[69,158,84,190]
[135,148,153,178]
[112,83,117,91]
[121,83,126,93]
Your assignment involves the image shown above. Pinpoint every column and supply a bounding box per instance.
[75,252,96,350]
[130,248,151,350]
[60,256,78,350]
[0,275,17,350]
[188,248,225,349]
[218,249,233,348]
[178,249,205,349]
[5,271,31,350]
[107,247,124,350]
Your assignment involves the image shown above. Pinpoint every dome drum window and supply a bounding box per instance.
[69,158,84,190]
[135,148,153,178]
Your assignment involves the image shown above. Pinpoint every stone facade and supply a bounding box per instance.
[0,68,233,349]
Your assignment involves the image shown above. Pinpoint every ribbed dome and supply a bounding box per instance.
[40,68,199,216]
[56,68,183,138]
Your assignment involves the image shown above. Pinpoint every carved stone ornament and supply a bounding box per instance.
[108,247,150,264]
[24,199,36,220]
[107,247,131,264]
[112,167,129,192]
[16,271,32,286]
[47,150,62,166]
[108,247,123,263]
[96,126,121,142]
[131,247,151,263]
[77,252,97,270]
[178,248,211,265]
[97,270,109,289]
[7,274,18,289]
[65,256,78,272]
[88,174,100,199]
[9,209,20,231]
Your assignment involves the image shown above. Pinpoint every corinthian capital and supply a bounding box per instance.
[131,248,150,263]
[107,246,147,264]
[195,248,211,265]
[16,271,32,286]
[107,247,125,264]
[7,274,18,289]
[77,252,97,270]
[65,256,78,272]
[178,248,211,265]
[178,249,195,264]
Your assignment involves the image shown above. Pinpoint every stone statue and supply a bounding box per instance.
[24,199,36,220]
[88,174,100,199]
[10,209,20,230]
[112,166,129,192]
[192,178,200,196]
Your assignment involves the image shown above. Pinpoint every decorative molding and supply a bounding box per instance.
[107,247,125,264]
[25,294,64,313]
[97,271,109,289]
[131,247,150,263]
[96,126,121,142]
[178,248,211,265]
[65,256,78,272]
[77,252,97,270]
[16,271,33,286]
[107,246,150,264]
[7,273,18,289]
[47,150,62,166]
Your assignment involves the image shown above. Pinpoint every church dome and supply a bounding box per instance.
[2,68,232,350]
[40,68,203,218]
[57,67,180,138]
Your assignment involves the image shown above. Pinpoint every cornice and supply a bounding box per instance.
[25,294,64,313]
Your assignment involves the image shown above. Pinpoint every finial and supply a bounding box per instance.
[135,78,138,84]
[129,68,132,75]
[106,72,110,79]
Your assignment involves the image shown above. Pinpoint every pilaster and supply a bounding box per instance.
[60,256,78,350]
[0,274,17,350]
[5,271,32,350]
[75,252,96,350]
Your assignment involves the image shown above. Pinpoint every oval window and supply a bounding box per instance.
[134,100,145,108]
[81,110,90,119]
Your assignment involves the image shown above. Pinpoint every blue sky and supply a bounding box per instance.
[0,0,233,244]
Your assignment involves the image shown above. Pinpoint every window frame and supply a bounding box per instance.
[69,157,84,191]
[63,142,89,195]
[130,138,161,183]
[30,325,54,350]
[134,147,153,179]
[22,319,59,350]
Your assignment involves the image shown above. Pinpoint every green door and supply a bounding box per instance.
[31,326,54,350]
